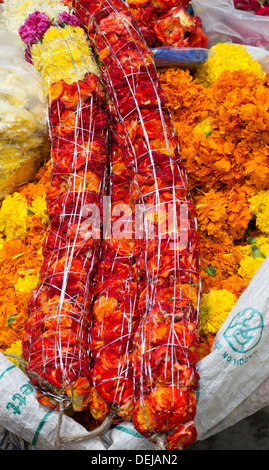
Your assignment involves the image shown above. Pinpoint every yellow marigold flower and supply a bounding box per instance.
[193,117,212,137]
[238,255,264,279]
[31,25,99,93]
[29,194,49,225]
[195,43,265,87]
[4,340,23,369]
[14,273,39,294]
[255,236,269,258]
[240,236,269,258]
[250,190,269,235]
[199,289,237,336]
[0,192,28,240]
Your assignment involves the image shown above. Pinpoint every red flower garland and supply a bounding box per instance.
[22,67,109,411]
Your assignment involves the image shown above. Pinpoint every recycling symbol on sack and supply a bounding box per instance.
[223,308,264,354]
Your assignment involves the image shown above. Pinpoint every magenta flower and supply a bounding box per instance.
[19,11,50,45]
[57,11,83,28]
[24,44,33,64]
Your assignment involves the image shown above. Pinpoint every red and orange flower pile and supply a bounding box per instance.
[127,0,208,48]
[66,0,201,450]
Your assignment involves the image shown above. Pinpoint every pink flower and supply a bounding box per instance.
[57,11,83,27]
[19,11,50,45]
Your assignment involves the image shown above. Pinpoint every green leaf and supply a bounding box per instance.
[252,245,266,259]
[204,266,217,277]
[27,209,35,215]
[7,315,16,328]
[257,0,266,6]
[247,236,256,245]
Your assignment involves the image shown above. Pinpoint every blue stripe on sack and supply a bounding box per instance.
[32,408,54,447]
[115,425,146,439]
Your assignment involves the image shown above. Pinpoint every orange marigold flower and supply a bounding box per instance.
[197,334,215,361]
[158,67,209,137]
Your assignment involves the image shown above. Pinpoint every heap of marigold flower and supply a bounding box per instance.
[159,43,269,360]
[0,160,51,356]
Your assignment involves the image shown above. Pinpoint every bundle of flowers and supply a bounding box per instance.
[127,0,208,48]
[158,42,269,359]
[16,8,109,412]
[65,0,201,450]
[234,0,269,16]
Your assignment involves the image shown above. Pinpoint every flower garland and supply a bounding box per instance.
[159,42,269,360]
[20,10,99,93]
[67,0,201,451]
[2,0,110,415]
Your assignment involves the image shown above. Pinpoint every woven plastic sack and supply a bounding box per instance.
[0,352,156,450]
[195,255,269,440]
[192,0,269,49]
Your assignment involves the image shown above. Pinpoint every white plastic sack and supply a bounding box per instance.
[0,353,156,450]
[192,0,269,49]
[195,255,269,440]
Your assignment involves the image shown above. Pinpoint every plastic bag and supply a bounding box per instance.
[192,0,269,49]
[244,44,269,73]
[0,30,48,199]
[152,47,215,68]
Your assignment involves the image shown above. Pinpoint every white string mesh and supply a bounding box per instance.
[20,18,109,413]
[9,0,203,449]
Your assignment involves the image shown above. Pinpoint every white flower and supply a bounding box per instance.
[2,0,70,33]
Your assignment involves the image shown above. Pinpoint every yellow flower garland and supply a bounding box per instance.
[31,24,99,93]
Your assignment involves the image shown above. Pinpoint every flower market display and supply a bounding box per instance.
[0,0,269,453]
[65,0,202,450]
